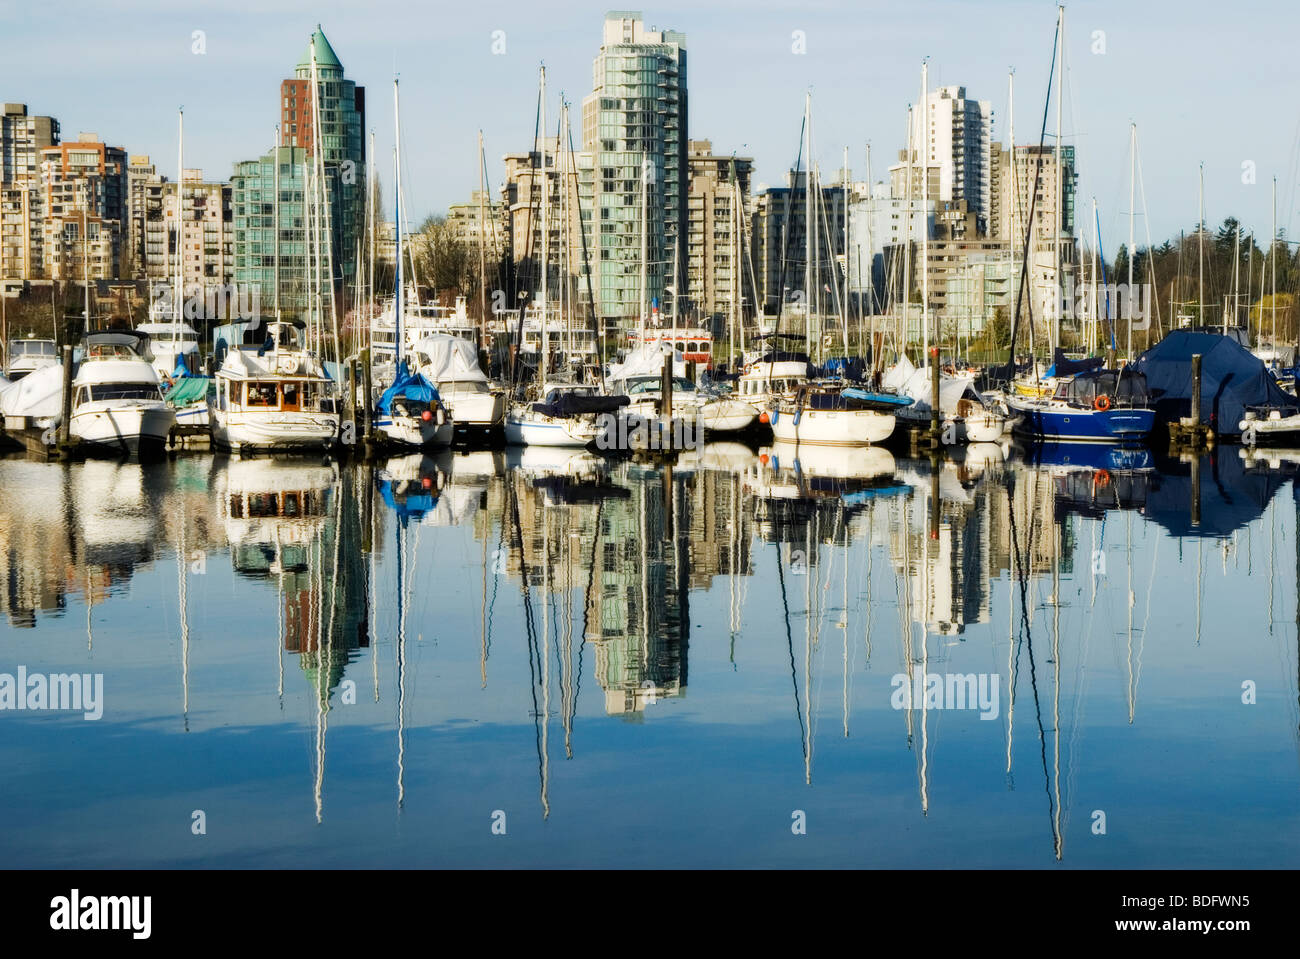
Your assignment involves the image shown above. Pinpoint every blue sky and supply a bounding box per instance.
[4,0,1297,254]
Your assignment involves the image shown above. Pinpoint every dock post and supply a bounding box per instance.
[1190,353,1202,426]
[929,346,941,446]
[360,347,374,456]
[661,348,673,448]
[57,344,73,455]
[1190,453,1201,528]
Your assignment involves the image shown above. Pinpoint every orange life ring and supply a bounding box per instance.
[1094,469,1111,488]
[1093,394,1112,412]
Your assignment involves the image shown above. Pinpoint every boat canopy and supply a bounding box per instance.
[1056,368,1149,406]
[1133,330,1294,432]
[412,333,488,384]
[531,392,629,417]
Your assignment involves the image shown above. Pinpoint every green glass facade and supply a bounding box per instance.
[232,27,365,320]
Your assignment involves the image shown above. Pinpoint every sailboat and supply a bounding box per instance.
[504,70,625,447]
[372,78,453,450]
[764,94,906,447]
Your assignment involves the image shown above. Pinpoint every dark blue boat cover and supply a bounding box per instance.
[1133,330,1294,433]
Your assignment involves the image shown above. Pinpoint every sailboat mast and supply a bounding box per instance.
[1272,176,1277,356]
[1127,122,1135,362]
[1198,162,1205,325]
[175,108,184,327]
[1053,5,1064,356]
[804,92,812,351]
[478,129,487,352]
[82,206,90,331]
[274,124,281,320]
[842,145,850,357]
[921,59,929,369]
[902,105,913,359]
[539,66,549,376]
[393,78,403,367]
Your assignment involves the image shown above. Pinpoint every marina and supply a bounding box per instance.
[2,0,1299,903]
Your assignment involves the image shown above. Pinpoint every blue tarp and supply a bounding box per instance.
[1133,330,1294,434]
[377,361,439,414]
[841,388,914,407]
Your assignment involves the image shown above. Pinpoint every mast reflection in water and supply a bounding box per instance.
[1,442,1298,868]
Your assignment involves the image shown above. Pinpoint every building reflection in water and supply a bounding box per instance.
[4,437,1299,859]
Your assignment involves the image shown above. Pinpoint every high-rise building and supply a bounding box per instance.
[144,169,233,306]
[502,138,585,311]
[38,133,127,281]
[684,140,752,327]
[234,25,364,319]
[1,103,60,284]
[232,146,308,316]
[750,170,853,328]
[989,142,1078,322]
[579,11,687,332]
[911,86,993,236]
[125,155,163,280]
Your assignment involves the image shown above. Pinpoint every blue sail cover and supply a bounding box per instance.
[377,361,439,414]
[1043,348,1105,379]
[1133,330,1294,433]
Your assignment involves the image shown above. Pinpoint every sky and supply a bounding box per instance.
[3,0,1298,256]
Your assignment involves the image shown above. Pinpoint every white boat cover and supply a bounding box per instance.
[609,343,687,386]
[883,355,976,415]
[413,334,488,384]
[0,362,64,419]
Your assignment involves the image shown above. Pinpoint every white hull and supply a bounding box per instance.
[699,398,759,433]
[504,411,600,447]
[443,388,506,429]
[375,414,454,448]
[769,406,896,446]
[210,409,339,452]
[70,401,175,457]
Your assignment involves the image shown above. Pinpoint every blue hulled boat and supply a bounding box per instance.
[1007,368,1155,444]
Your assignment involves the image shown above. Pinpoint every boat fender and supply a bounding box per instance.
[421,409,432,422]
[435,407,446,427]
[793,408,802,426]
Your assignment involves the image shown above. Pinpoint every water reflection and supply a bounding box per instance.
[1,440,1298,867]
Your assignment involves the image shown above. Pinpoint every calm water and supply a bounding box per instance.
[1,441,1298,868]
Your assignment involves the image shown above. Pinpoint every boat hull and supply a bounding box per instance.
[70,402,176,459]
[374,414,454,448]
[768,406,896,446]
[1008,399,1154,443]
[210,409,340,453]
[504,412,600,447]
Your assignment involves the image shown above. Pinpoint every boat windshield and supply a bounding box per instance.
[87,384,161,401]
[85,343,140,360]
[13,340,57,357]
[626,376,696,395]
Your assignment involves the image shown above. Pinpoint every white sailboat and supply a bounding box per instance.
[373,77,454,449]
